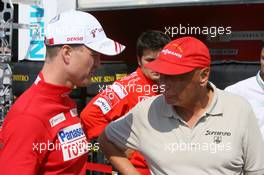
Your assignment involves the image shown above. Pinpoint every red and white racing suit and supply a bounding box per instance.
[81,67,160,175]
[0,73,89,175]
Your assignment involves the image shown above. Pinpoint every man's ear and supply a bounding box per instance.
[60,45,72,65]
[199,67,210,86]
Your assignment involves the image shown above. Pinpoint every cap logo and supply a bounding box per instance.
[66,36,84,42]
[172,44,183,53]
[162,49,182,58]
[90,28,104,38]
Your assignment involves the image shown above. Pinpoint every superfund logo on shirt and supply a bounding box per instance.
[58,123,88,161]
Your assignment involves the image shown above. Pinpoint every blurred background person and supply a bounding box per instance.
[225,43,264,139]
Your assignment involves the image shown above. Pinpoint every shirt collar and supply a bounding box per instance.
[205,82,223,117]
[256,71,264,91]
[162,82,223,119]
[33,72,72,97]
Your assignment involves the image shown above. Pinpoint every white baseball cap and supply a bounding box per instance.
[45,10,125,56]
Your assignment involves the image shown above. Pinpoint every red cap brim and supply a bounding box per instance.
[145,58,196,75]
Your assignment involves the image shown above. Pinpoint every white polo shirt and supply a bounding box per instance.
[225,71,264,140]
[105,83,264,175]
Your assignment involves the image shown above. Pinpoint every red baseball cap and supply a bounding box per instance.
[145,36,210,75]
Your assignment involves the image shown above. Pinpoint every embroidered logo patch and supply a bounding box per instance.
[93,97,112,114]
[49,113,66,127]
[57,123,88,161]
[70,108,78,117]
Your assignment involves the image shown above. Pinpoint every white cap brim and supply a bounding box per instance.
[85,37,125,56]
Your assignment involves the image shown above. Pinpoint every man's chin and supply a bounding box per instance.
[164,95,178,105]
[150,75,160,81]
[78,80,92,87]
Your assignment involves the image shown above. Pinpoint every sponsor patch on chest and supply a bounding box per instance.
[57,123,88,161]
[111,82,128,99]
[70,108,78,117]
[49,113,66,127]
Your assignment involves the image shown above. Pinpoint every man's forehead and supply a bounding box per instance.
[161,69,197,78]
[142,49,161,57]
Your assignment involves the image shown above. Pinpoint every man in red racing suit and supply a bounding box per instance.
[81,30,170,175]
[0,73,89,175]
[0,10,125,175]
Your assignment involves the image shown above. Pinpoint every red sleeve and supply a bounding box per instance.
[80,102,108,140]
[81,86,129,140]
[0,115,50,175]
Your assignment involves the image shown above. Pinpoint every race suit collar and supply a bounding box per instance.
[33,72,72,97]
